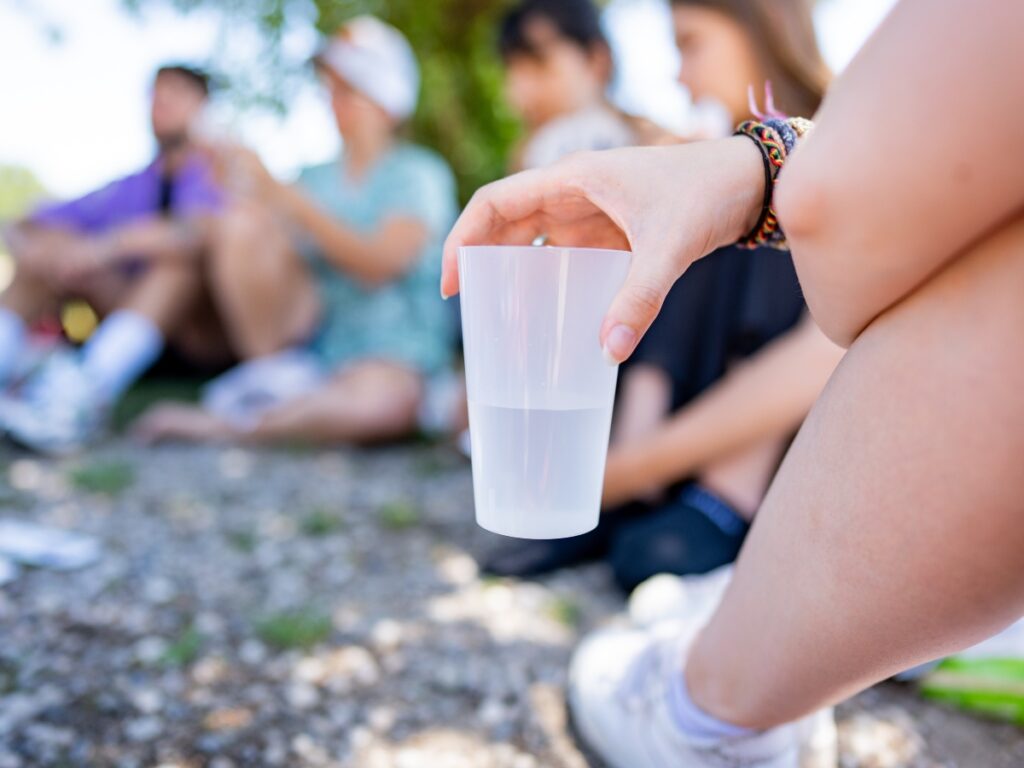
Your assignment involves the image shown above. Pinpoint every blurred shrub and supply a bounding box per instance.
[0,165,49,221]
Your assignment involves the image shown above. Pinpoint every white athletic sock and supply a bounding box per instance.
[0,308,28,386]
[80,310,164,403]
[667,668,756,741]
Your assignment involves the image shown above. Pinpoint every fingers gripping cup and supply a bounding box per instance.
[458,246,631,539]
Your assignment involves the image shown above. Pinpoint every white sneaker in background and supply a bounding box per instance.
[628,565,734,628]
[200,348,326,432]
[569,623,837,768]
[0,348,107,456]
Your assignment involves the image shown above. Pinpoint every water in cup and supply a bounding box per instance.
[468,400,614,539]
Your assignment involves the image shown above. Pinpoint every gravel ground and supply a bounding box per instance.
[0,441,1021,768]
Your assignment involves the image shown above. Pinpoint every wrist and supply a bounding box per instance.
[719,135,769,248]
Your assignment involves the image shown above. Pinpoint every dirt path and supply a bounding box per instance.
[0,443,1019,767]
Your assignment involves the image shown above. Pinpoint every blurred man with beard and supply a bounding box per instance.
[0,64,224,454]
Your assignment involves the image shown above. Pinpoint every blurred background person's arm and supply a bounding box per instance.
[604,316,844,509]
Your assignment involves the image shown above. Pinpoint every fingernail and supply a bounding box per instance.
[440,286,450,300]
[602,324,637,365]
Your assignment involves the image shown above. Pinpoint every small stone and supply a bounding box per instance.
[132,688,164,714]
[367,705,395,733]
[285,682,320,710]
[203,707,254,731]
[124,716,163,742]
[477,698,506,728]
[142,577,176,604]
[238,639,267,666]
[370,619,404,651]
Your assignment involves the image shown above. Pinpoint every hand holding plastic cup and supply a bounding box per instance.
[458,245,631,539]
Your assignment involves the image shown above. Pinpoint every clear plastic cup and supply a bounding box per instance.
[458,245,631,539]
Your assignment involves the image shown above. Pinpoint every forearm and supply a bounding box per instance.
[606,318,844,505]
[273,183,416,285]
[107,217,209,263]
[777,0,1024,346]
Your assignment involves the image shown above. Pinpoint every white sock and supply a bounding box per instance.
[0,308,28,385]
[667,669,755,741]
[80,310,164,403]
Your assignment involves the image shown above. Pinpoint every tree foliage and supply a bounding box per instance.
[0,165,49,221]
[124,0,523,202]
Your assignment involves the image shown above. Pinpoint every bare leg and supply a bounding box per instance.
[97,260,203,336]
[251,360,423,444]
[0,267,59,321]
[0,228,81,320]
[696,433,789,519]
[206,201,320,359]
[687,217,1024,729]
[134,360,423,446]
[613,364,673,444]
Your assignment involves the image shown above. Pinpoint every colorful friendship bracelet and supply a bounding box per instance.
[734,84,814,250]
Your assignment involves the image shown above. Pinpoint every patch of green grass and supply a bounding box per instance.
[378,499,420,531]
[300,508,345,537]
[162,626,202,667]
[69,461,135,495]
[226,529,258,553]
[256,609,332,651]
[279,440,317,455]
[112,378,203,432]
[546,596,582,628]
[0,657,19,695]
[412,451,453,478]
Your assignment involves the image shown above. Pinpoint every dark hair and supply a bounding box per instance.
[671,0,831,117]
[155,64,213,96]
[499,0,608,59]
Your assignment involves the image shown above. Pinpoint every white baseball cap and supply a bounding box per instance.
[313,16,420,122]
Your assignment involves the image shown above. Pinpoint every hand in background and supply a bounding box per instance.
[206,142,278,203]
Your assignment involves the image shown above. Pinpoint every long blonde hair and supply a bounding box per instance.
[673,0,832,118]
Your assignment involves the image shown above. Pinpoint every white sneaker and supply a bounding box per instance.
[569,623,837,768]
[628,566,734,628]
[0,349,107,456]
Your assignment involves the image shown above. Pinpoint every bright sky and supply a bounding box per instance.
[0,0,897,202]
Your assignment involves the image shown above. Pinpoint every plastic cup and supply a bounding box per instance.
[458,245,631,539]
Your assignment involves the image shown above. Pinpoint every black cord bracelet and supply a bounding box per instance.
[735,131,774,247]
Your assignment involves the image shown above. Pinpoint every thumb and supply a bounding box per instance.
[600,253,679,365]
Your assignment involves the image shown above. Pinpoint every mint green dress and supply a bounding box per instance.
[296,143,457,376]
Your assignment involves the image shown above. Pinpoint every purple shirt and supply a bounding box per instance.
[31,152,222,233]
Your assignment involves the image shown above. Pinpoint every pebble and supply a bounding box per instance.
[124,716,163,742]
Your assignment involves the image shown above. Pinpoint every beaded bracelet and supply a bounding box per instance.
[734,84,814,250]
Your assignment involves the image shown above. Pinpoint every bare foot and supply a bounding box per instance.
[132,403,236,445]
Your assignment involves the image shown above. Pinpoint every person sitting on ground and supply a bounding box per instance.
[482,0,844,592]
[499,0,668,172]
[134,16,458,445]
[443,0,1024,762]
[0,64,223,455]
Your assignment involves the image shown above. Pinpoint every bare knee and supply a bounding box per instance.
[209,203,277,268]
[1,264,58,320]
